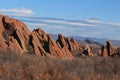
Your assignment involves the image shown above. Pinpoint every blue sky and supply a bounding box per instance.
[0,0,120,40]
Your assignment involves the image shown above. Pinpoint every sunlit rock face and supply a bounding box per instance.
[0,15,73,59]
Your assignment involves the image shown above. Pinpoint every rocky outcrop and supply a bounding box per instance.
[101,41,115,57]
[70,38,82,51]
[29,29,47,56]
[0,15,30,53]
[1,14,117,58]
[0,15,73,58]
[57,34,71,49]
[57,34,82,51]
[106,41,114,56]
[30,29,73,58]
[83,44,93,56]
[0,15,8,51]
[101,45,108,57]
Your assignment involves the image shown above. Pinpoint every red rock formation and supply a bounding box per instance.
[0,36,7,51]
[0,15,30,53]
[30,29,73,58]
[101,41,115,57]
[0,15,7,51]
[83,44,93,56]
[8,36,24,53]
[49,35,73,58]
[30,30,47,56]
[70,38,82,51]
[0,15,73,58]
[57,34,82,51]
[101,45,108,57]
[106,41,114,56]
[57,34,71,49]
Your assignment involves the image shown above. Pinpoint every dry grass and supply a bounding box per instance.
[0,50,120,80]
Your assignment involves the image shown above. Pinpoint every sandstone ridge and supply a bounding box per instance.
[0,15,80,58]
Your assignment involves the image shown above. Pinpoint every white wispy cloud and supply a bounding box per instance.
[12,15,120,28]
[40,19,95,27]
[86,18,102,24]
[107,22,120,27]
[18,17,97,27]
[68,21,95,26]
[0,7,34,16]
[5,14,103,27]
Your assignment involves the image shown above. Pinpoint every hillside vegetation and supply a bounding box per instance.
[0,50,120,80]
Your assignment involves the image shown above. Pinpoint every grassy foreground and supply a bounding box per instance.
[0,51,120,80]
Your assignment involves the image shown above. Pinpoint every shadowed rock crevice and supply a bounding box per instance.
[57,34,65,48]
[66,38,72,50]
[28,35,36,55]
[12,30,23,49]
[2,16,11,30]
[43,41,50,53]
[2,16,16,32]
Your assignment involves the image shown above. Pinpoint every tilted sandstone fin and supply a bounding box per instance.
[8,36,24,53]
[30,29,73,58]
[30,30,47,56]
[57,34,82,52]
[70,38,82,51]
[12,30,27,51]
[48,35,73,58]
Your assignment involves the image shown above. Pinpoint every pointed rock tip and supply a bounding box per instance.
[33,28,45,33]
